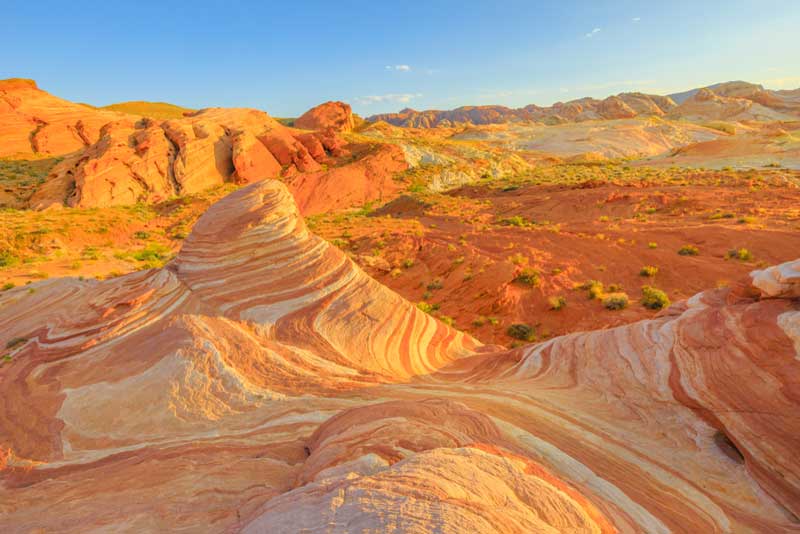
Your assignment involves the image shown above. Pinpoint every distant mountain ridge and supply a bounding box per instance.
[368,81,800,127]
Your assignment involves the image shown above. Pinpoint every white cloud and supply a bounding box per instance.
[354,93,422,105]
[584,28,601,38]
[385,65,411,71]
[632,17,640,22]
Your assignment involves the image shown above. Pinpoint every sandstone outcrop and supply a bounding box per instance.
[0,78,124,157]
[27,107,364,208]
[1,179,798,532]
[295,101,355,132]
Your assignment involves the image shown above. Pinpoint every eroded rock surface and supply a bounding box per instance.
[1,179,798,532]
[295,101,355,132]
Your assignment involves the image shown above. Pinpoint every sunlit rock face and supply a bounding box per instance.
[294,101,355,133]
[1,179,799,533]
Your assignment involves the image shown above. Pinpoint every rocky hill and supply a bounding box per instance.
[1,178,798,532]
[369,82,800,127]
[0,81,405,212]
[368,92,677,127]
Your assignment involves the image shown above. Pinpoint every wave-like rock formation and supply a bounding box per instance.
[1,179,799,532]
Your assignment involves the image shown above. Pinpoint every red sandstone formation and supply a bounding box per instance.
[295,101,355,132]
[0,78,124,157]
[0,179,798,532]
[25,106,392,210]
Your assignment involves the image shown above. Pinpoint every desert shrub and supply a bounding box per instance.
[133,243,170,262]
[426,278,443,290]
[500,215,528,227]
[416,301,440,314]
[514,268,540,286]
[548,296,566,310]
[133,231,150,239]
[580,280,604,300]
[708,211,734,220]
[81,246,101,260]
[1,282,15,291]
[677,245,699,256]
[5,337,27,349]
[641,286,670,310]
[0,250,19,268]
[727,248,752,261]
[438,315,455,326]
[640,265,659,277]
[647,242,658,249]
[402,258,415,268]
[602,293,629,310]
[507,323,536,342]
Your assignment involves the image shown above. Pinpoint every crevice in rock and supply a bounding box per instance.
[28,118,47,153]
[713,430,744,463]
[162,127,183,196]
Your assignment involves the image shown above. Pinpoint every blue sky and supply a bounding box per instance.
[2,0,799,117]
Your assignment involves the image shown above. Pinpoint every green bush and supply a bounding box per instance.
[438,315,455,326]
[548,296,566,310]
[426,278,443,290]
[727,248,752,261]
[507,323,536,342]
[500,215,529,227]
[602,293,629,310]
[640,265,659,277]
[579,280,604,300]
[641,286,670,310]
[416,301,440,314]
[0,250,19,268]
[677,245,699,256]
[514,268,541,286]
